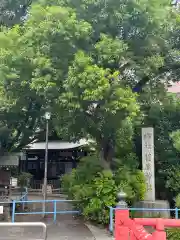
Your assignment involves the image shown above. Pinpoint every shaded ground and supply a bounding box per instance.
[0,194,94,240]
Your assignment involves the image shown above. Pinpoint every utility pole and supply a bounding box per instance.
[42,112,51,218]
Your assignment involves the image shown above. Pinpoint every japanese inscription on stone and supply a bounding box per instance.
[142,127,155,201]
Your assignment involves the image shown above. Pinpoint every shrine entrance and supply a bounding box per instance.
[20,140,88,189]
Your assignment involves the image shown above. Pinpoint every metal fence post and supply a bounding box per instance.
[175,207,179,219]
[12,200,16,223]
[25,187,28,201]
[25,187,28,209]
[109,207,114,232]
[22,197,25,211]
[53,200,57,223]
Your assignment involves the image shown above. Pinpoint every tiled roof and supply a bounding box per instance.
[25,139,90,150]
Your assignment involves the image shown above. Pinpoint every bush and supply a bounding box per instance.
[61,155,146,225]
[61,154,103,195]
[166,165,180,194]
[114,166,146,205]
[18,172,32,188]
[75,170,116,224]
[166,228,180,239]
[175,193,180,208]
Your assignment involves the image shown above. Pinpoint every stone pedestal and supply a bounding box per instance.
[133,200,170,218]
[0,204,11,222]
[4,204,11,221]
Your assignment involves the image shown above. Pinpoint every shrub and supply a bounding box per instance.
[166,228,180,239]
[114,166,146,205]
[61,154,102,192]
[61,169,76,197]
[18,172,32,188]
[61,155,146,225]
[175,193,180,208]
[82,170,116,224]
[67,170,117,224]
[166,165,180,194]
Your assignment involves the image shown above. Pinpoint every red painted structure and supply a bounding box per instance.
[115,208,180,240]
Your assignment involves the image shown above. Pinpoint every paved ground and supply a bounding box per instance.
[0,221,94,240]
[0,194,94,240]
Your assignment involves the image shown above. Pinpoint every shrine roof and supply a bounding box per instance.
[24,139,90,150]
[0,154,19,167]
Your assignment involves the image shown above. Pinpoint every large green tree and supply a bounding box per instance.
[39,0,179,90]
[51,0,179,166]
[0,0,180,170]
[0,2,140,165]
[57,51,139,168]
[0,4,91,152]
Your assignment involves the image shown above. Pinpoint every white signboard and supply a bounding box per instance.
[0,206,3,214]
[42,184,52,194]
[142,127,155,201]
[11,177,18,187]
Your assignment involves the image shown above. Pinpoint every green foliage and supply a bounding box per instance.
[166,228,180,240]
[81,170,116,224]
[0,0,176,159]
[0,0,179,160]
[114,117,140,169]
[135,94,180,201]
[18,172,32,187]
[61,154,103,193]
[0,0,180,206]
[171,130,180,152]
[114,166,146,205]
[57,50,139,164]
[0,0,34,26]
[0,3,92,151]
[50,0,178,84]
[175,194,180,208]
[166,165,180,194]
[62,155,146,224]
[1,1,179,224]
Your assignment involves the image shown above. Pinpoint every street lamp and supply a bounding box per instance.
[42,111,51,218]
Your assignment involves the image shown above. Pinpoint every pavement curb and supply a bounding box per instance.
[85,223,114,240]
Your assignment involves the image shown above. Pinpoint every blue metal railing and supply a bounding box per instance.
[11,199,80,223]
[19,187,28,210]
[109,206,179,233]
[0,187,28,204]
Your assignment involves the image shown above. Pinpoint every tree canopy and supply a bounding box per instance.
[0,0,34,26]
[40,0,180,89]
[0,0,180,177]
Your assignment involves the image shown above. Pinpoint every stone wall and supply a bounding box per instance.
[133,200,170,218]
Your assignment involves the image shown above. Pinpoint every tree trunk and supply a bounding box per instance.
[99,138,115,170]
[99,149,110,169]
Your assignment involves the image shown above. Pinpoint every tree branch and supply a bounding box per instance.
[132,62,180,92]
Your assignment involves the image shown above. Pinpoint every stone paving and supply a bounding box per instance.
[0,194,94,240]
[0,221,94,240]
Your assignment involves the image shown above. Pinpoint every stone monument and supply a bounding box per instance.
[142,127,155,201]
[134,127,170,218]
